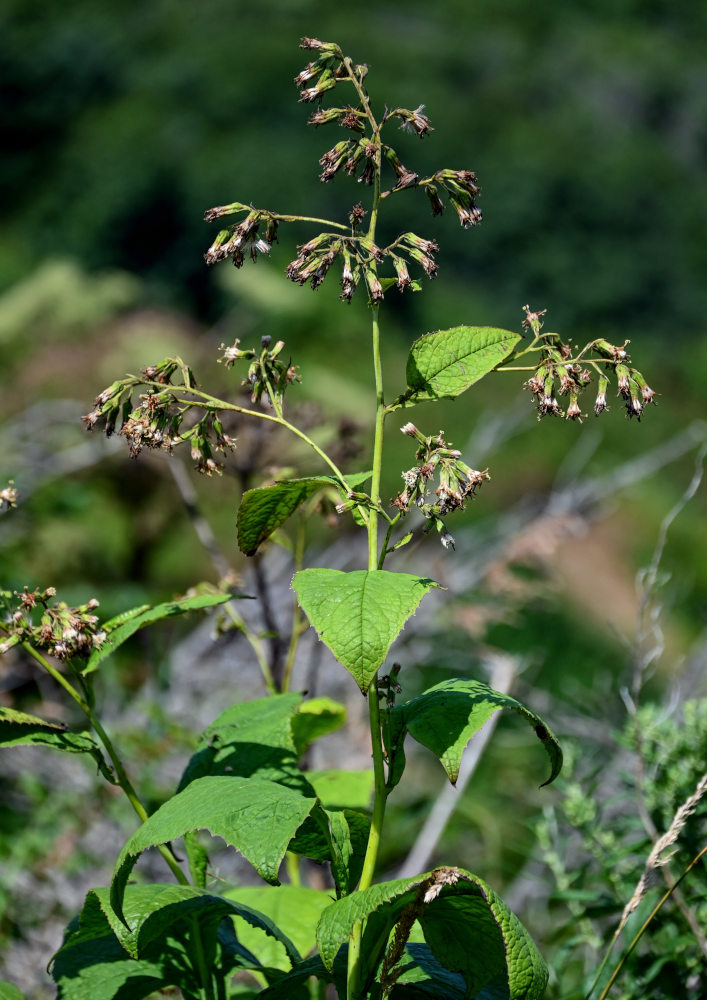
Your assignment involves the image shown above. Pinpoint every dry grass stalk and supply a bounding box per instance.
[619,771,707,931]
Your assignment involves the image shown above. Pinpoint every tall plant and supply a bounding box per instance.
[0,38,658,1000]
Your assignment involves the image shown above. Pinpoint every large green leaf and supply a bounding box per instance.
[51,883,275,999]
[111,776,318,920]
[392,678,562,786]
[292,569,439,693]
[396,326,521,405]
[316,867,548,1000]
[224,885,333,972]
[178,692,309,793]
[0,707,113,780]
[58,884,300,964]
[84,593,238,673]
[178,693,347,795]
[237,472,371,556]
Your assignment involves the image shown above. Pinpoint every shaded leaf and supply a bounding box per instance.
[178,693,307,793]
[316,867,547,1000]
[392,678,562,786]
[84,593,237,674]
[111,776,318,920]
[237,472,371,556]
[292,570,439,693]
[395,326,521,406]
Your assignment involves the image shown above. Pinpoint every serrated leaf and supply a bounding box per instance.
[50,901,195,1000]
[316,867,548,999]
[178,693,313,794]
[224,886,332,972]
[292,570,439,693]
[0,708,113,780]
[84,593,237,674]
[396,326,521,405]
[392,678,562,786]
[111,776,318,920]
[50,885,274,999]
[237,472,372,556]
[71,885,300,964]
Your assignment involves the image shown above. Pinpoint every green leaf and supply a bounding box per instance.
[0,983,26,1000]
[111,775,319,920]
[224,885,333,972]
[386,942,466,1000]
[258,952,347,1000]
[396,326,521,406]
[84,593,237,674]
[328,809,369,897]
[316,867,548,999]
[51,901,195,1000]
[178,692,308,793]
[291,697,347,756]
[0,708,113,780]
[392,678,562,786]
[307,769,374,811]
[68,885,299,964]
[237,472,372,556]
[292,569,439,693]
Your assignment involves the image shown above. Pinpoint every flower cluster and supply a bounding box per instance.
[523,335,656,422]
[219,335,300,407]
[418,169,482,228]
[82,358,236,475]
[203,207,279,268]
[1,482,18,513]
[294,38,364,104]
[392,423,489,549]
[0,587,106,661]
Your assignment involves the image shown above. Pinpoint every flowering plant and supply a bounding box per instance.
[0,38,658,1000]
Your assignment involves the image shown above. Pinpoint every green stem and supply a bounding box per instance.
[348,112,389,1000]
[282,514,306,693]
[220,604,276,694]
[17,640,188,886]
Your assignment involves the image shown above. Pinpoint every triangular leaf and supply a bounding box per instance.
[84,593,238,674]
[292,570,439,693]
[111,776,318,920]
[396,326,521,406]
[392,678,562,786]
[316,867,548,999]
[237,472,372,556]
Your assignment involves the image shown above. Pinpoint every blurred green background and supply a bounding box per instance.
[1,1,706,996]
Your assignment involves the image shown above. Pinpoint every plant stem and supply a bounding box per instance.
[348,110,389,999]
[17,640,189,886]
[282,514,306,693]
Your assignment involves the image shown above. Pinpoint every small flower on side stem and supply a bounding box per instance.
[594,374,610,416]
